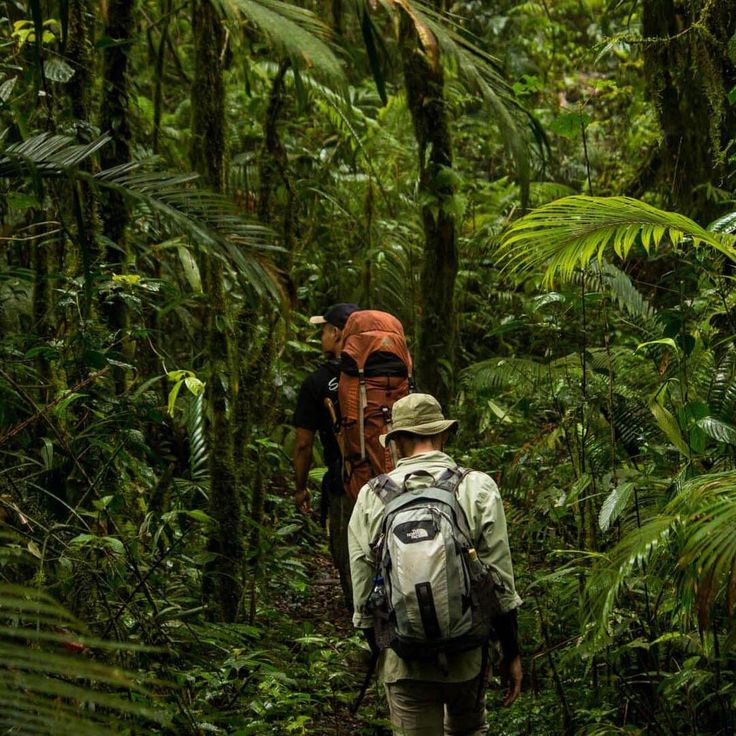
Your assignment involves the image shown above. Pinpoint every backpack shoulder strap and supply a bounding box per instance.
[440,466,475,543]
[368,473,403,506]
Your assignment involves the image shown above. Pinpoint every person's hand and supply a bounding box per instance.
[294,488,312,514]
[499,654,522,706]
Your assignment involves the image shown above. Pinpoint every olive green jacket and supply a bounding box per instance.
[348,450,522,683]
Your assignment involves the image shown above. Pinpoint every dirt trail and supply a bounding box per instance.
[292,551,389,736]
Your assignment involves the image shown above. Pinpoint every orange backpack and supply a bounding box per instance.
[338,310,413,500]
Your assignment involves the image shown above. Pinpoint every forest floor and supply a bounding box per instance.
[279,546,391,736]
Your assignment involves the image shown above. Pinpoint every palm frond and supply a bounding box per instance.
[0,132,111,176]
[668,471,736,624]
[587,471,736,641]
[1,132,283,299]
[219,0,344,81]
[384,0,535,201]
[498,196,736,285]
[0,583,165,735]
[608,393,653,454]
[584,515,678,643]
[91,163,281,299]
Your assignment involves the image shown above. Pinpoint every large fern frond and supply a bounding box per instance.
[587,261,658,333]
[463,356,548,395]
[709,345,736,420]
[0,583,165,735]
[91,163,279,298]
[185,392,209,482]
[498,196,736,285]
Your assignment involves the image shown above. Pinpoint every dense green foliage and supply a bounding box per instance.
[2,0,736,733]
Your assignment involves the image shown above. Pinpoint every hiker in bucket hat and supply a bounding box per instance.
[348,393,523,735]
[293,303,360,609]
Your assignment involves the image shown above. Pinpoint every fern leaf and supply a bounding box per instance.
[0,583,165,734]
[587,261,658,331]
[0,132,111,176]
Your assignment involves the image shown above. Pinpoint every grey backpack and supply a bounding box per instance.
[364,467,505,662]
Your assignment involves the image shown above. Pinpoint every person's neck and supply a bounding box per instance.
[407,439,443,457]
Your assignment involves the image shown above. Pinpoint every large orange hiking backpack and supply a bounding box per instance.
[338,310,413,500]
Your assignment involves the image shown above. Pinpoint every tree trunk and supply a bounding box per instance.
[190,0,225,192]
[190,0,242,623]
[399,12,457,408]
[258,59,296,263]
[640,0,736,222]
[152,0,173,154]
[100,0,136,392]
[67,0,100,319]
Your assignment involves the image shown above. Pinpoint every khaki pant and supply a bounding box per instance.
[327,484,354,610]
[384,676,486,736]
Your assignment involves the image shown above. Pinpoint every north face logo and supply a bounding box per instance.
[394,520,436,544]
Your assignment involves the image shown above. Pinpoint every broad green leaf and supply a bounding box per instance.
[649,395,690,457]
[635,338,680,356]
[599,482,634,532]
[696,416,736,445]
[43,58,74,83]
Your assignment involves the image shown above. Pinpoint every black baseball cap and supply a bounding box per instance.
[309,303,360,329]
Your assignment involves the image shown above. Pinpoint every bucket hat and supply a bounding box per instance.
[379,393,458,447]
[309,303,360,329]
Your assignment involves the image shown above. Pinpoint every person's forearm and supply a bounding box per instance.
[494,608,519,661]
[293,428,315,491]
[294,446,311,490]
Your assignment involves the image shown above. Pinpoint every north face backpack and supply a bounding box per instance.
[364,467,505,662]
[338,310,413,501]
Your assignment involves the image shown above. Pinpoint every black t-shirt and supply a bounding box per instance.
[293,360,341,466]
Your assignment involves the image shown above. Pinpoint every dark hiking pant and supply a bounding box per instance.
[324,469,354,610]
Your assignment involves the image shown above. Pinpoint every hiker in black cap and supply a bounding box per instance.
[293,303,360,608]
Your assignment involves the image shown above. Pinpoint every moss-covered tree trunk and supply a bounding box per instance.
[67,0,100,320]
[258,59,295,261]
[191,0,242,623]
[637,0,736,222]
[100,0,136,391]
[399,12,457,407]
[152,0,173,154]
